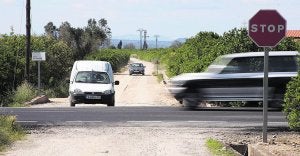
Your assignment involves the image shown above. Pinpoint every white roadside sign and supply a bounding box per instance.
[32,52,46,61]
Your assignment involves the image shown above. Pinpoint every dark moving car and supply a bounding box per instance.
[168,51,299,108]
[129,63,145,75]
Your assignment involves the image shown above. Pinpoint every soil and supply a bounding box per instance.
[4,126,211,156]
[212,128,300,156]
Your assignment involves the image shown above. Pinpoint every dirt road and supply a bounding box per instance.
[31,58,179,107]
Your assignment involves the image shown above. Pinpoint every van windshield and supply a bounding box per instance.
[75,71,110,84]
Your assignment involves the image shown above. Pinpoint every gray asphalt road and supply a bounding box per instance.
[0,107,287,128]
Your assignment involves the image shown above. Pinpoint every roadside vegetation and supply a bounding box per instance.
[284,59,300,131]
[10,81,36,107]
[85,49,131,72]
[0,116,25,152]
[0,18,131,106]
[206,138,235,156]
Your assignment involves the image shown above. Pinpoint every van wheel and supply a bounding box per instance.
[70,101,75,107]
[107,96,115,107]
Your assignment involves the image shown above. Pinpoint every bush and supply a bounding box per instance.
[0,116,24,151]
[284,74,300,131]
[13,81,36,104]
[44,80,69,98]
[0,35,73,103]
[86,49,131,72]
[0,81,37,107]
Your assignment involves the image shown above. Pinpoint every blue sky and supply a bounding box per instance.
[0,0,299,41]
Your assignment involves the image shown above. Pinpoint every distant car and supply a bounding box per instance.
[168,51,299,108]
[129,63,145,75]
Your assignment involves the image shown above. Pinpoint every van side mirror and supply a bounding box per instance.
[66,79,70,83]
[114,81,120,85]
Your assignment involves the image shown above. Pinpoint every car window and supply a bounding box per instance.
[206,56,232,73]
[220,56,298,74]
[75,71,110,84]
[131,63,143,67]
[269,56,298,72]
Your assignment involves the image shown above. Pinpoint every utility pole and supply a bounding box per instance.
[137,28,144,50]
[25,0,31,81]
[143,30,148,50]
[154,35,159,49]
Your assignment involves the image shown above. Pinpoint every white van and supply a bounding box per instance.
[69,60,119,107]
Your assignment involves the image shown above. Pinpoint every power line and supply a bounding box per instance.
[154,35,159,49]
[137,28,144,50]
[143,30,149,50]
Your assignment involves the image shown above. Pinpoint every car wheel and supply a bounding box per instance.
[269,101,283,108]
[70,101,76,107]
[142,72,145,75]
[244,101,260,107]
[107,96,115,107]
[182,98,198,109]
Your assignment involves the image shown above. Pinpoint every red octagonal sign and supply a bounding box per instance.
[248,10,286,47]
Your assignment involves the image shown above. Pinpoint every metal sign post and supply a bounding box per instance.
[38,61,41,93]
[32,52,46,95]
[263,47,269,143]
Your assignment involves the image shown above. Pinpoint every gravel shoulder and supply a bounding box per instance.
[4,126,211,156]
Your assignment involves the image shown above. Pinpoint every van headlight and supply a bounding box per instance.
[103,90,112,95]
[73,89,83,94]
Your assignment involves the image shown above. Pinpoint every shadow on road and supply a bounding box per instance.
[182,107,282,112]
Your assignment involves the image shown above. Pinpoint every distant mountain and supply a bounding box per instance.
[111,38,187,49]
[111,39,172,49]
[174,38,187,43]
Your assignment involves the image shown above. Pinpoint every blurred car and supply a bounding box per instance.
[168,51,299,108]
[129,63,145,75]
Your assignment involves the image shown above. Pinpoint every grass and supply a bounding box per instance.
[151,71,164,82]
[156,73,164,82]
[5,81,37,107]
[206,138,236,156]
[0,115,25,152]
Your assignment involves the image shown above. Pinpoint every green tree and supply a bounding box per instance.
[58,21,73,45]
[170,40,182,49]
[45,18,112,60]
[221,28,261,53]
[117,40,122,49]
[44,22,57,39]
[274,37,298,51]
[284,72,300,131]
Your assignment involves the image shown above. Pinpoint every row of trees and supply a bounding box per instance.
[85,49,131,72]
[44,18,111,60]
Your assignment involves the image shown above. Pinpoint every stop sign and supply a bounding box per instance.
[248,10,286,47]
